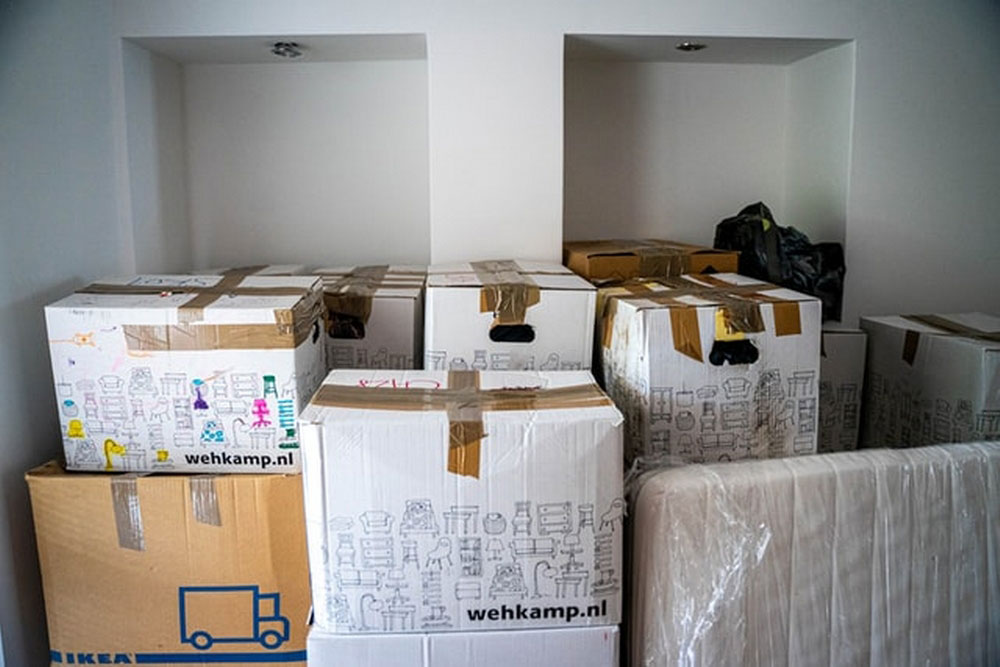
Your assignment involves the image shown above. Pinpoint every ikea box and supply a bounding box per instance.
[564,239,739,282]
[316,265,426,370]
[601,274,822,464]
[859,313,1000,447]
[45,274,326,473]
[27,461,311,665]
[818,328,867,452]
[307,625,619,666]
[299,370,624,633]
[424,261,596,371]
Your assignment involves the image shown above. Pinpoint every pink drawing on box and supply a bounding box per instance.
[251,399,272,428]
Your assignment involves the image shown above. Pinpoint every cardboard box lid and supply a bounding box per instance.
[861,313,1000,349]
[427,260,593,291]
[201,264,308,276]
[302,369,621,480]
[317,265,425,299]
[564,238,740,281]
[26,460,311,661]
[47,274,323,321]
[302,370,621,423]
[46,275,325,350]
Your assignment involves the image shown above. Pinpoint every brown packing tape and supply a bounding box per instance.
[899,315,1000,365]
[110,475,144,551]
[903,330,921,365]
[471,261,542,326]
[447,370,483,478]
[634,245,691,278]
[311,379,614,478]
[323,265,390,324]
[669,307,704,363]
[83,281,322,351]
[220,265,269,277]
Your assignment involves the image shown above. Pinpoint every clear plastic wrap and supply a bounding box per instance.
[627,442,1000,666]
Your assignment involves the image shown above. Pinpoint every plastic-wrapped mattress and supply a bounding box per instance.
[629,442,1000,666]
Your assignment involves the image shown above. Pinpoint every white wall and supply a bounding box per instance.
[564,61,789,247]
[784,43,855,244]
[122,41,191,271]
[109,0,1000,324]
[0,2,123,664]
[184,59,430,268]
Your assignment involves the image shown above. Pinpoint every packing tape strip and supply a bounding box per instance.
[446,370,483,478]
[312,377,613,478]
[110,475,145,551]
[323,265,390,325]
[900,314,1000,366]
[471,261,542,326]
[189,476,222,527]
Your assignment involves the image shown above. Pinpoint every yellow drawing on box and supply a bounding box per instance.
[104,438,126,471]
[51,332,96,347]
[715,308,746,342]
[67,419,86,438]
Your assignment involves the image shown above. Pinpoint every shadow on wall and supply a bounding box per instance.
[0,277,85,663]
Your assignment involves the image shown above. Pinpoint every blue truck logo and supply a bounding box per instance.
[178,585,290,650]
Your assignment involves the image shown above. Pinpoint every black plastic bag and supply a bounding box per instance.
[713,202,845,321]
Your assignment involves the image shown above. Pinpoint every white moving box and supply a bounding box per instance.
[316,265,425,370]
[203,264,308,276]
[601,274,822,463]
[299,370,624,633]
[45,274,326,473]
[860,312,1000,447]
[819,328,867,452]
[629,443,1000,666]
[424,261,596,371]
[307,625,619,666]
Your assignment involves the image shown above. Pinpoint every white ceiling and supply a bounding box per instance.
[564,35,850,65]
[128,34,427,64]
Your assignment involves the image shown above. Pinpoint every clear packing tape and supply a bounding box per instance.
[626,442,1000,666]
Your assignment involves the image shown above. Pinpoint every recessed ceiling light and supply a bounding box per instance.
[675,41,707,52]
[271,42,303,59]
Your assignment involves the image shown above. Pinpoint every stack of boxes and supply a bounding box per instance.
[22,244,997,665]
[31,273,327,661]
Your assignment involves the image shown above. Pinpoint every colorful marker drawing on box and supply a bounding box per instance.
[50,332,96,347]
[67,419,85,438]
[192,379,209,411]
[103,438,125,471]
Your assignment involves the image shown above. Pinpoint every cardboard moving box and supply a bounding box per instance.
[860,312,1000,447]
[316,265,426,371]
[27,461,311,665]
[45,274,326,473]
[307,625,619,666]
[424,260,596,371]
[563,239,739,282]
[601,273,821,463]
[819,328,867,452]
[203,265,308,276]
[299,370,624,633]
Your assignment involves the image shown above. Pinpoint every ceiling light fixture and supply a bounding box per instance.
[271,42,303,59]
[675,41,707,52]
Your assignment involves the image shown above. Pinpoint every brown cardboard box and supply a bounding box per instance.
[27,461,310,665]
[563,239,739,282]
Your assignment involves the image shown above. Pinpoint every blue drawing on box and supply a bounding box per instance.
[178,585,290,650]
[200,420,225,444]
